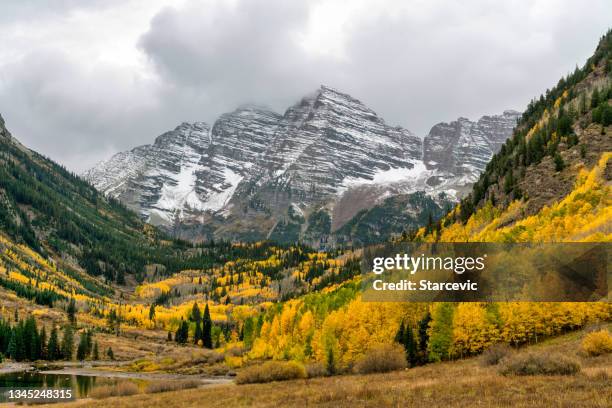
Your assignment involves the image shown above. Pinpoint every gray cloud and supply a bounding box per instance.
[138,0,330,118]
[0,0,124,24]
[0,0,610,172]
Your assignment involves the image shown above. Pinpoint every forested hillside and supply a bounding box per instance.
[220,30,612,371]
[0,120,294,289]
[0,117,166,285]
[445,29,612,229]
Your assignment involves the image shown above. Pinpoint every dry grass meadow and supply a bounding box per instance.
[41,327,611,408]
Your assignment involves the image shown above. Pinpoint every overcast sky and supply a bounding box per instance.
[0,0,610,172]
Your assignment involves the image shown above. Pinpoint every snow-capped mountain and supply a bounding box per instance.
[84,86,519,244]
[421,110,521,198]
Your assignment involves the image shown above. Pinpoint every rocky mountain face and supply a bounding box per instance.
[422,111,521,198]
[84,86,519,245]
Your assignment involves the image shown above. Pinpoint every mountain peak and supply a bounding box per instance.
[423,111,522,182]
[153,121,211,147]
[85,85,519,243]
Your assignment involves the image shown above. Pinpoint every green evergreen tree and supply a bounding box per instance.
[92,341,99,360]
[579,92,587,114]
[403,325,418,367]
[504,169,514,194]
[76,332,88,361]
[7,330,17,361]
[106,347,114,360]
[39,326,47,360]
[85,330,93,355]
[191,302,201,323]
[591,87,600,109]
[326,347,336,375]
[194,321,202,345]
[202,304,213,348]
[175,319,189,344]
[395,321,405,344]
[418,312,432,360]
[554,152,565,171]
[23,316,38,360]
[149,304,156,322]
[9,322,27,362]
[67,298,77,327]
[60,325,74,360]
[47,327,60,361]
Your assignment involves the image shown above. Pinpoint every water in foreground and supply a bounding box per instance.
[0,371,147,402]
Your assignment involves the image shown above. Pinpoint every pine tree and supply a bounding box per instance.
[403,325,418,367]
[504,169,514,194]
[149,304,156,322]
[579,92,587,114]
[61,325,74,360]
[191,302,201,323]
[23,316,38,360]
[554,152,565,171]
[395,321,405,344]
[7,330,17,361]
[85,330,93,355]
[175,320,189,344]
[591,87,600,109]
[418,312,431,364]
[326,347,336,375]
[92,341,99,360]
[194,321,202,345]
[47,327,60,360]
[39,327,47,360]
[76,332,88,361]
[67,298,77,327]
[202,304,213,348]
[106,347,114,360]
[9,322,27,362]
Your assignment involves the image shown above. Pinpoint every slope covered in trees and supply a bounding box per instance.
[447,29,612,227]
[215,30,612,371]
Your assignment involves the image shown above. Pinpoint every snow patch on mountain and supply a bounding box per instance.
[203,168,243,212]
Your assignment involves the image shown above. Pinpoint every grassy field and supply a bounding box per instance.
[42,327,611,408]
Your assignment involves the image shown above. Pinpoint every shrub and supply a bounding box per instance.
[145,380,201,394]
[236,361,306,384]
[581,330,612,357]
[354,344,407,374]
[499,352,580,376]
[480,344,512,366]
[305,362,327,378]
[226,346,246,357]
[90,382,139,399]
